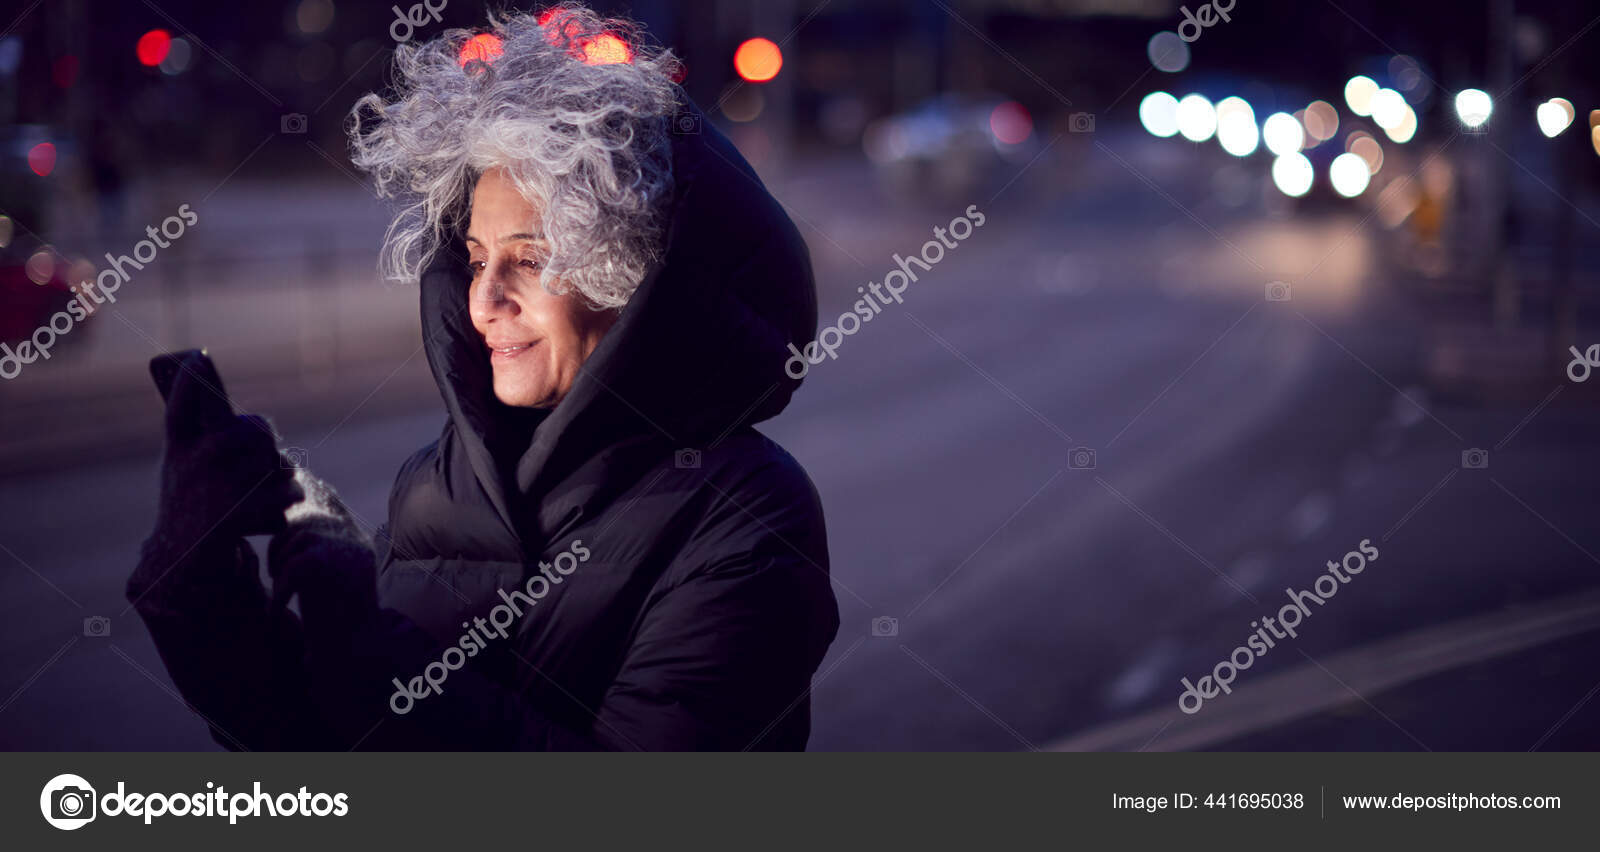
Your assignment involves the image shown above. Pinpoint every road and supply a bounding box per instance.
[3,133,1599,750]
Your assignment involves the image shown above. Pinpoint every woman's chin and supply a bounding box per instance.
[493,373,555,408]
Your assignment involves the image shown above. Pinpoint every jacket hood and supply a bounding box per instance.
[415,98,817,545]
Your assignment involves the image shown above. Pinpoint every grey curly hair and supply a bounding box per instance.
[347,5,681,309]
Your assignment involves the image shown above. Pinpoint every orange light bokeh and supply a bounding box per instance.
[734,37,782,83]
[457,33,505,68]
[582,33,633,66]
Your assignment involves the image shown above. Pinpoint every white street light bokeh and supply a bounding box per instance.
[1537,98,1574,137]
[1262,112,1304,156]
[1272,152,1314,197]
[1329,152,1371,197]
[1215,97,1259,156]
[1344,75,1378,116]
[1215,96,1252,123]
[1176,94,1217,142]
[1370,88,1407,129]
[1454,88,1493,129]
[1139,91,1180,138]
[1385,105,1418,143]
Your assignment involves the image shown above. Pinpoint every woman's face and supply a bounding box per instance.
[466,167,619,408]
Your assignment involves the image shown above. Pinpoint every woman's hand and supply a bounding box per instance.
[152,353,301,545]
[268,469,379,647]
[129,353,302,613]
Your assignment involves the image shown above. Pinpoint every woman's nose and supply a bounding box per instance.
[469,267,518,322]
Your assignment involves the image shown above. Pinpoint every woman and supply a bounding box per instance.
[126,6,839,751]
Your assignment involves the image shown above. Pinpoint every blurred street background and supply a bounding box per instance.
[3,0,1600,750]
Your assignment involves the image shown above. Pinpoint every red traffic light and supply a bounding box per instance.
[136,29,172,67]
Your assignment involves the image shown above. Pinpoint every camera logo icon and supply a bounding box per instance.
[82,616,110,638]
[1461,447,1489,469]
[40,773,96,830]
[672,111,701,135]
[1069,112,1096,133]
[282,447,309,469]
[1266,281,1292,301]
[870,616,898,638]
[280,113,308,134]
[674,448,702,469]
[1068,447,1097,470]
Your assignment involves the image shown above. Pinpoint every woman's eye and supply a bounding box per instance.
[519,259,542,270]
[468,260,485,275]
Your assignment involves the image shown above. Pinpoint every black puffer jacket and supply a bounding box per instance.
[131,104,840,751]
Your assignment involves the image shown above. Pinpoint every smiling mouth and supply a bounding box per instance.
[487,340,539,360]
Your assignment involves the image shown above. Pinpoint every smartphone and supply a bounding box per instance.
[149,349,234,433]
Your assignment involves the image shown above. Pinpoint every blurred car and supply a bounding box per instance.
[862,93,1035,201]
[1,126,77,347]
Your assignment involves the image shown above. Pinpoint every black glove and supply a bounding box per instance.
[129,353,301,612]
[268,469,379,648]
